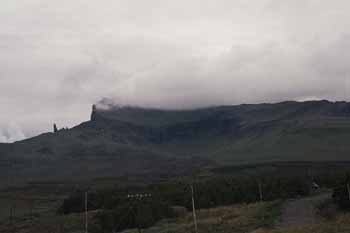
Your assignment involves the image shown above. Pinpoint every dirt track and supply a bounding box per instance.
[277,192,331,228]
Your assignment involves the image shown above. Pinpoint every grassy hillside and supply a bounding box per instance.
[0,196,282,233]
[1,100,350,183]
[90,100,350,163]
[119,201,282,233]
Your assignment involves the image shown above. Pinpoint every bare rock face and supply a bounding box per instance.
[53,123,58,133]
[90,104,97,121]
[90,104,106,121]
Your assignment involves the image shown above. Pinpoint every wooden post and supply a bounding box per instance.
[85,191,88,233]
[191,184,198,233]
[257,180,263,202]
[60,217,64,233]
[137,202,142,233]
[30,200,34,225]
[10,205,13,229]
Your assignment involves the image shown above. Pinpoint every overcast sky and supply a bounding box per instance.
[1,0,350,142]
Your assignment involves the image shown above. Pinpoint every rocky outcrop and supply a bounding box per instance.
[53,123,58,133]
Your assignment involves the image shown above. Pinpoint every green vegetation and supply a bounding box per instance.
[256,200,283,228]
[58,174,310,232]
[121,201,282,233]
[332,175,350,210]
[266,213,350,233]
[56,166,350,233]
[2,100,350,184]
[0,180,284,233]
[3,165,350,233]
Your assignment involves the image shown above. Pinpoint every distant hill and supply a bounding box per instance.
[1,100,350,184]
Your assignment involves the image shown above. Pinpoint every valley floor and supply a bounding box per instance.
[1,190,350,233]
[122,192,350,233]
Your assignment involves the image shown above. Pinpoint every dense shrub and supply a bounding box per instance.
[58,190,103,214]
[333,175,350,210]
[60,175,312,232]
[92,198,176,233]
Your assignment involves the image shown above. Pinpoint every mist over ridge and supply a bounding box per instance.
[1,0,350,141]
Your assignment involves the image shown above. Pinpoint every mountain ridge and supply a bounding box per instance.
[1,100,350,185]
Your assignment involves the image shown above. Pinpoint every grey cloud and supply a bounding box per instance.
[1,0,350,141]
[0,123,26,143]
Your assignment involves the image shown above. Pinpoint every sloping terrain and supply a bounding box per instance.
[277,193,331,228]
[88,100,350,163]
[1,100,350,183]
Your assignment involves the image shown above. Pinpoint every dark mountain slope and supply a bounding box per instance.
[88,100,350,162]
[1,100,350,184]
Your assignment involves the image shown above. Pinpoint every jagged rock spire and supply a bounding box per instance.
[91,104,97,121]
[53,123,58,133]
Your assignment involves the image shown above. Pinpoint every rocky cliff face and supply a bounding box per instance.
[2,100,350,184]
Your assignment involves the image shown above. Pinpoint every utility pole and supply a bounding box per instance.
[10,205,13,232]
[346,174,350,201]
[347,175,350,201]
[85,191,88,233]
[60,216,64,233]
[258,180,263,202]
[191,184,198,233]
[8,160,14,233]
[347,183,350,201]
[30,200,34,224]
[137,203,142,233]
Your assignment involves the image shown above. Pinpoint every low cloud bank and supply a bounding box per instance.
[1,0,350,141]
[0,123,26,143]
